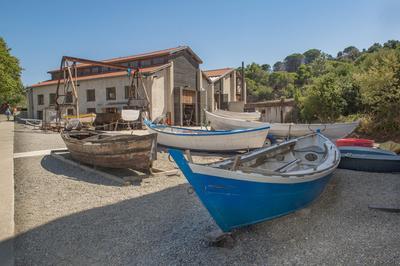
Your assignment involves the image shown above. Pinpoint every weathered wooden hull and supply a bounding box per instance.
[61,131,157,171]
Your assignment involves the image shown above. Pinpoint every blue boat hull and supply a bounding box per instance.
[338,146,400,173]
[169,149,333,232]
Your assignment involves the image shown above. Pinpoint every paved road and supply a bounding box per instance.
[0,117,14,266]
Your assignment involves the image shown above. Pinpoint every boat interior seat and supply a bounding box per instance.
[215,139,298,170]
[294,145,325,154]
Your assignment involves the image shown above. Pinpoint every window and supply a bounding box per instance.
[49,93,56,105]
[106,87,116,100]
[87,108,96,114]
[86,89,96,102]
[66,92,73,103]
[37,94,44,105]
[37,110,43,120]
[67,109,74,115]
[140,59,151,67]
[92,67,99,73]
[152,57,164,65]
[125,86,131,99]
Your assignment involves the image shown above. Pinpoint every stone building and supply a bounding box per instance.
[27,46,246,126]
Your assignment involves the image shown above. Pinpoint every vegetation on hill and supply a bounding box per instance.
[0,37,25,106]
[240,40,400,137]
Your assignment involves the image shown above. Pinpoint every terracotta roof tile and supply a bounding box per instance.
[48,46,202,73]
[203,68,234,78]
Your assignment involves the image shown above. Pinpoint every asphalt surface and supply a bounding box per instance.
[11,124,400,265]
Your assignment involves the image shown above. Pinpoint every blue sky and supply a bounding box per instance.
[1,0,400,85]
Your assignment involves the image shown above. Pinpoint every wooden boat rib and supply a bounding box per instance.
[338,146,400,172]
[144,119,270,152]
[205,110,359,140]
[61,131,157,171]
[169,133,340,232]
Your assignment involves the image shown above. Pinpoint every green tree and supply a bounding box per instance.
[268,71,296,91]
[261,64,271,72]
[367,43,382,53]
[337,46,361,61]
[0,37,24,105]
[284,53,305,72]
[273,61,285,72]
[295,64,312,87]
[354,48,400,131]
[303,49,321,64]
[383,40,400,49]
[300,73,346,122]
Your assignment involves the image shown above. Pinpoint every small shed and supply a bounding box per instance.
[245,98,295,123]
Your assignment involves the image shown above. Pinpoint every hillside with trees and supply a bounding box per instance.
[241,40,400,139]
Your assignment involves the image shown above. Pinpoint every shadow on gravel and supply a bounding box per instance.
[7,184,221,265]
[6,170,400,265]
[40,155,123,187]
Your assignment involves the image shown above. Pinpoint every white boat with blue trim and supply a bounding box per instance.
[169,133,340,232]
[214,109,261,121]
[205,110,359,140]
[144,119,270,152]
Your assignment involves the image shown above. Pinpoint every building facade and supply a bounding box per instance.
[28,46,246,126]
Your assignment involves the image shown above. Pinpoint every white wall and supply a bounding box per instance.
[30,69,169,119]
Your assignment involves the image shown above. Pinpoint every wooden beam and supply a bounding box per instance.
[62,56,133,71]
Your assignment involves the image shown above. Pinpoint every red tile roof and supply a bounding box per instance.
[31,64,170,88]
[48,46,202,73]
[203,68,234,78]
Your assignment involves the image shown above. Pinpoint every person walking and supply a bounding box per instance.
[5,106,11,121]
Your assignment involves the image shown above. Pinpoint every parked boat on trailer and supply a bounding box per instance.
[144,119,270,152]
[169,133,340,232]
[338,146,400,173]
[61,131,157,172]
[205,109,359,140]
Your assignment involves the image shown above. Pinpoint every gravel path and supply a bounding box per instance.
[13,126,400,265]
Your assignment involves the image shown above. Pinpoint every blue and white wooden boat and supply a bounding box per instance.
[169,133,340,232]
[338,146,400,172]
[144,119,270,152]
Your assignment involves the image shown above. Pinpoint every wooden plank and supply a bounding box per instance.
[231,155,241,171]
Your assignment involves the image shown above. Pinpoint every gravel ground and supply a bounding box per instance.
[13,125,400,265]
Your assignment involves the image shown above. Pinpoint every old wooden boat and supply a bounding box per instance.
[61,131,157,171]
[169,133,340,232]
[205,110,359,140]
[144,119,270,152]
[338,146,400,172]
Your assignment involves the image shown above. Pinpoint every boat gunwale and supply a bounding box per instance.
[144,119,270,136]
[206,110,360,127]
[175,133,340,182]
